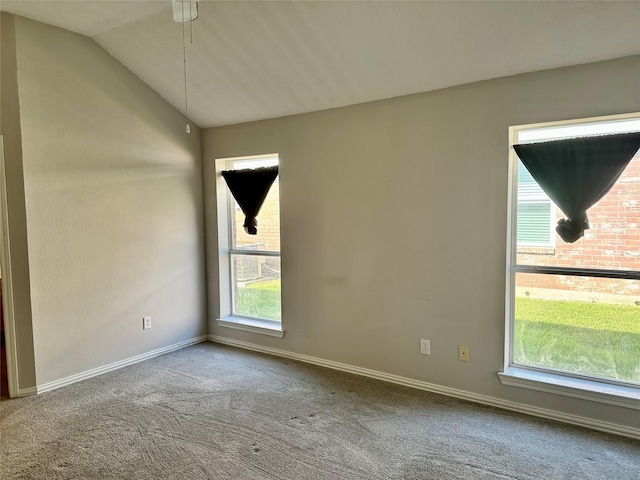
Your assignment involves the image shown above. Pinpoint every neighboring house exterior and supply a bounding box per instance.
[517,153,640,301]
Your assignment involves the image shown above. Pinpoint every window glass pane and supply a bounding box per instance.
[514,272,640,383]
[516,161,554,247]
[517,202,552,246]
[518,118,640,143]
[517,161,547,199]
[230,157,277,170]
[229,158,280,252]
[516,154,640,269]
[231,254,281,321]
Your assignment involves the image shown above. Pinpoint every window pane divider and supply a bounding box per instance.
[229,249,280,257]
[514,265,639,280]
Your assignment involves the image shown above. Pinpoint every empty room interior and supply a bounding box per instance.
[1,1,639,478]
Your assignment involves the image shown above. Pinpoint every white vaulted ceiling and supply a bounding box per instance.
[2,1,640,128]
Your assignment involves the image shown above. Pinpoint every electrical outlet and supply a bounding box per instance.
[458,346,469,362]
[420,339,431,355]
[143,316,152,330]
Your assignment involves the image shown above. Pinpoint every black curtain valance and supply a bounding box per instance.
[513,132,640,243]
[221,166,279,235]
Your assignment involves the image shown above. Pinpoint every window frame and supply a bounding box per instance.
[501,112,640,408]
[215,154,284,337]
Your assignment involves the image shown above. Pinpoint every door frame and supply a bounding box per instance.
[0,135,20,398]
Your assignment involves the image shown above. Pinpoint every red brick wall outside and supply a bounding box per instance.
[516,154,640,300]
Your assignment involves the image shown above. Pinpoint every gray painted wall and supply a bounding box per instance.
[10,16,207,386]
[203,56,640,429]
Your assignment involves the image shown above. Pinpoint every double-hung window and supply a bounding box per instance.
[215,154,283,337]
[501,113,640,407]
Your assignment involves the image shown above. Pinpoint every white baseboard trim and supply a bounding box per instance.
[36,335,209,394]
[208,335,640,440]
[17,386,37,397]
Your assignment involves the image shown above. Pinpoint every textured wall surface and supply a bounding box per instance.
[13,16,207,385]
[204,56,640,430]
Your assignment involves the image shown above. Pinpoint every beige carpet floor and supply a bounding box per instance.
[1,342,638,479]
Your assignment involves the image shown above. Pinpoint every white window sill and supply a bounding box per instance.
[498,367,639,410]
[217,316,284,338]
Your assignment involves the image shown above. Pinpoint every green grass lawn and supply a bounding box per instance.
[236,279,281,321]
[515,297,640,382]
